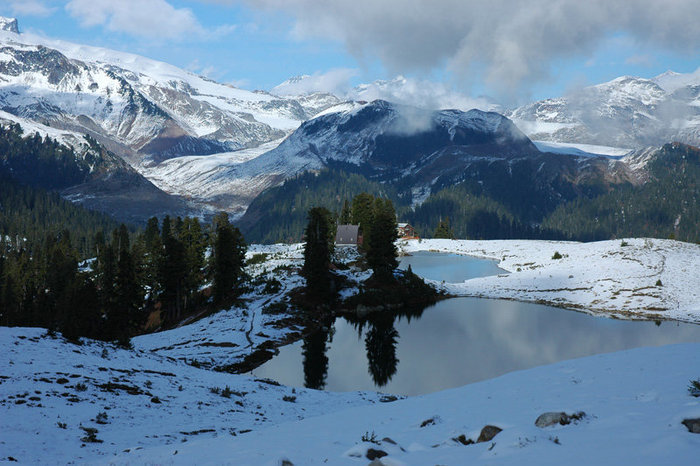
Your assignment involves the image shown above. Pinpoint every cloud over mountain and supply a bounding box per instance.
[235,0,700,95]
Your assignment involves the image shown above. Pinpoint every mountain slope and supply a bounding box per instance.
[509,73,700,150]
[0,120,186,223]
[0,17,340,171]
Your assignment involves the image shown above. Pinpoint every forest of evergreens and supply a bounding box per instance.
[0,213,247,344]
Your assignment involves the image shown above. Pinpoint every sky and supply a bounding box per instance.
[1,0,700,107]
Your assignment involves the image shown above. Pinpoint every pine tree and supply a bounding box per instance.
[301,207,335,300]
[112,225,143,344]
[180,217,206,308]
[366,198,398,281]
[210,213,246,304]
[140,217,162,305]
[351,192,375,238]
[339,199,352,224]
[160,217,188,321]
[433,216,455,239]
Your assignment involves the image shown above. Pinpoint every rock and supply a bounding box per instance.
[535,411,586,428]
[366,448,388,460]
[452,434,474,445]
[420,417,437,427]
[477,425,502,443]
[280,461,294,466]
[682,418,700,433]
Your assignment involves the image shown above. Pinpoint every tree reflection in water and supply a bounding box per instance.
[302,325,330,389]
[364,313,399,386]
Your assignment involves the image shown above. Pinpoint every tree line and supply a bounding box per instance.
[0,212,247,345]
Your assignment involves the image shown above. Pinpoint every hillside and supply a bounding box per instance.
[0,122,186,223]
[542,143,700,243]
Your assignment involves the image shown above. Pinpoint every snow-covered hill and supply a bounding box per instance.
[509,72,700,150]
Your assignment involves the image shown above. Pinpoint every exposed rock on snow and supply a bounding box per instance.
[682,418,700,433]
[476,425,503,442]
[535,411,586,428]
[0,16,19,34]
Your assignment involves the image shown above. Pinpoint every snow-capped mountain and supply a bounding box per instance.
[0,17,333,170]
[248,99,536,190]
[508,72,700,150]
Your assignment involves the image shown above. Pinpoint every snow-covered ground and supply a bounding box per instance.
[2,239,699,465]
[97,342,700,466]
[0,327,382,465]
[401,238,700,323]
[132,244,308,368]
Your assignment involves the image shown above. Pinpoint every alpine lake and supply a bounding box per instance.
[251,251,700,396]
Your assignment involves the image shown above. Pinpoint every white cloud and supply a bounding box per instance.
[625,54,655,67]
[66,0,234,41]
[273,71,498,112]
[229,0,700,97]
[8,0,56,17]
[272,68,358,95]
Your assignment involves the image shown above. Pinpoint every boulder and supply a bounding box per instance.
[477,425,502,443]
[682,418,700,433]
[366,448,388,460]
[535,411,586,428]
[452,434,474,445]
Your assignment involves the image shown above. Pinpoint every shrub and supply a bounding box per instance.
[656,279,663,287]
[74,382,87,392]
[689,378,700,397]
[80,426,102,443]
[361,431,379,444]
[95,412,109,424]
[262,301,288,315]
[247,253,269,266]
[262,277,282,294]
[552,251,563,260]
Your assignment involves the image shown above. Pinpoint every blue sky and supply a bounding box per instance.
[1,1,699,105]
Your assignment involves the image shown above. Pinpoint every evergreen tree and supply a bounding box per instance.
[366,198,399,281]
[301,207,336,300]
[433,216,455,239]
[160,216,188,321]
[210,213,246,304]
[180,216,206,308]
[112,225,143,344]
[351,192,375,238]
[339,199,352,224]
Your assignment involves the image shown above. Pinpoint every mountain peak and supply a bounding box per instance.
[0,17,19,34]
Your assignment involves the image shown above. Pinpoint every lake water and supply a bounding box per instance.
[251,252,700,396]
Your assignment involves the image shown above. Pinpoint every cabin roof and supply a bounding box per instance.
[335,224,360,245]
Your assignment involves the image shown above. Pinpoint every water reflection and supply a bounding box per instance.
[364,314,399,386]
[251,253,700,395]
[302,326,330,390]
